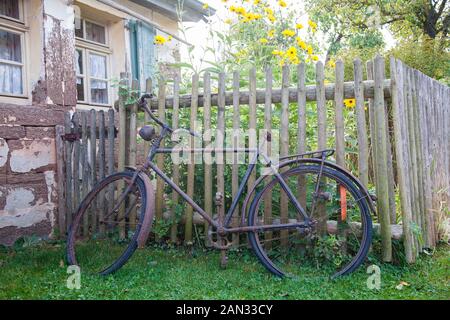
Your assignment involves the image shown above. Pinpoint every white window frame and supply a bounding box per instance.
[0,24,27,98]
[0,0,24,24]
[76,46,111,107]
[75,14,111,107]
[75,17,109,48]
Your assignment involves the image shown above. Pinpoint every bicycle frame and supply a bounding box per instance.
[137,126,312,235]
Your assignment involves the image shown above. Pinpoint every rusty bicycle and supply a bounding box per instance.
[67,93,374,278]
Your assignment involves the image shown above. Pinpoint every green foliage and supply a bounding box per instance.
[153,199,186,240]
[313,235,346,267]
[306,0,449,40]
[388,37,450,85]
[0,243,448,299]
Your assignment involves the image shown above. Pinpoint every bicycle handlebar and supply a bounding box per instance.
[138,94,201,138]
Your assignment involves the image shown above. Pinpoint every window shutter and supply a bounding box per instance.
[129,20,156,91]
[137,21,156,88]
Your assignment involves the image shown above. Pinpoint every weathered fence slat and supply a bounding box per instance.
[128,80,139,230]
[64,113,73,232]
[72,113,80,223]
[334,60,345,167]
[171,72,181,243]
[315,61,327,235]
[156,76,166,228]
[81,112,89,237]
[390,58,414,263]
[404,66,421,255]
[231,71,240,246]
[56,125,66,237]
[296,63,307,209]
[263,67,273,247]
[144,78,153,157]
[107,109,115,238]
[184,74,198,244]
[89,110,97,233]
[249,68,258,180]
[280,65,290,246]
[354,59,369,187]
[98,111,106,234]
[117,75,129,239]
[367,61,377,185]
[148,80,392,109]
[373,56,392,262]
[216,72,226,249]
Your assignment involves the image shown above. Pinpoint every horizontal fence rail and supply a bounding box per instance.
[58,56,449,264]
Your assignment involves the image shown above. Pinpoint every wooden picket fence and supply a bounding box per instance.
[57,56,449,263]
[56,109,117,237]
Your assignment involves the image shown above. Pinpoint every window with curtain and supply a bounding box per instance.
[75,15,110,106]
[0,0,20,20]
[89,53,108,104]
[75,19,106,45]
[0,28,23,95]
[75,47,109,105]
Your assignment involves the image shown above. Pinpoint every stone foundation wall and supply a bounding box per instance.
[0,104,65,245]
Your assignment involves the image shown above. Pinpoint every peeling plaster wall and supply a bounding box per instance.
[0,0,183,245]
[0,0,75,245]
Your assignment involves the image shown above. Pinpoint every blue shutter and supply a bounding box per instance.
[129,20,155,91]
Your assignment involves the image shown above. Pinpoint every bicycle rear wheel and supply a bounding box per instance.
[66,171,148,275]
[247,164,372,278]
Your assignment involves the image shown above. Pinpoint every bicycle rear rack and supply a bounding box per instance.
[279,149,335,162]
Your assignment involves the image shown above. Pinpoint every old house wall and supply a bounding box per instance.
[0,0,75,245]
[0,0,185,245]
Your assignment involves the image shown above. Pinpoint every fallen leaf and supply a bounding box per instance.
[395,281,410,290]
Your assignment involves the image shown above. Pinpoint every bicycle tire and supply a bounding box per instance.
[66,171,148,275]
[247,164,373,278]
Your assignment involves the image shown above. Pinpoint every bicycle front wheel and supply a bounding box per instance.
[66,171,148,275]
[247,164,372,278]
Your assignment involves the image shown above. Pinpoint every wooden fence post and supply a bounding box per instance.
[373,55,392,262]
[117,73,129,239]
[264,67,273,247]
[144,78,153,157]
[171,73,181,243]
[296,63,307,207]
[353,59,369,188]
[89,109,97,232]
[64,113,73,233]
[155,76,166,227]
[216,72,226,247]
[128,80,139,229]
[248,68,257,193]
[390,57,414,263]
[184,74,198,244]
[72,113,80,227]
[280,65,290,246]
[315,61,327,235]
[56,125,66,237]
[231,71,240,246]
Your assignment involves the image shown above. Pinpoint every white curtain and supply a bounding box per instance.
[0,30,21,62]
[89,53,106,78]
[90,79,107,89]
[75,50,82,75]
[0,63,22,94]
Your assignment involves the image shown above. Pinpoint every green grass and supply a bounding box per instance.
[0,242,448,300]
